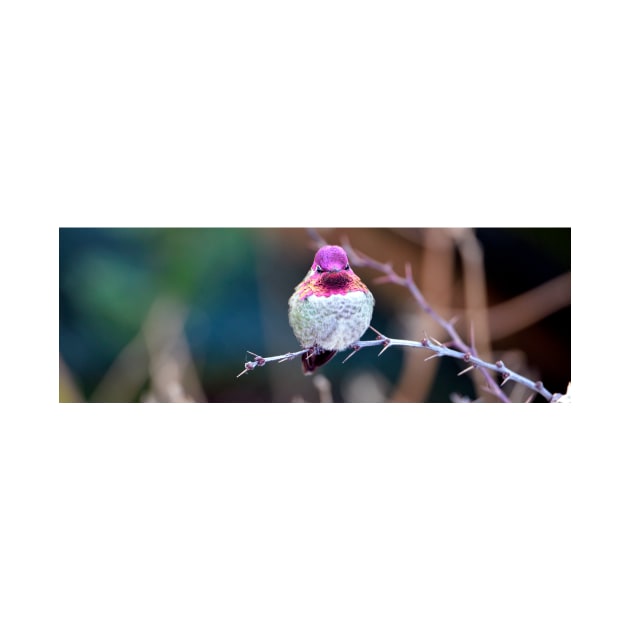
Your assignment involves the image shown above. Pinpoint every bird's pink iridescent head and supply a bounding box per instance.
[295,244,369,299]
[311,246,350,273]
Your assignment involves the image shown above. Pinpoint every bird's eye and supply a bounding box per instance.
[316,265,323,273]
[344,264,350,270]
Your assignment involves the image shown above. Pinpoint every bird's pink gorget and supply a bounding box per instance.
[295,271,370,300]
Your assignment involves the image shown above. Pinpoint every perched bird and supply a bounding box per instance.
[288,245,375,374]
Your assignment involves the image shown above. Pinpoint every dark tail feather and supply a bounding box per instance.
[302,348,337,375]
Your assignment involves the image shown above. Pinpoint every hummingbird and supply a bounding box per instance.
[288,244,375,374]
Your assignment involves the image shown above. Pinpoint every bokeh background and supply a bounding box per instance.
[59,227,570,402]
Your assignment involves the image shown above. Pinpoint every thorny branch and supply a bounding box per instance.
[342,239,558,402]
[238,235,564,402]
[238,326,556,401]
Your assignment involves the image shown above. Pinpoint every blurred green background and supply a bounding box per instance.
[59,227,570,402]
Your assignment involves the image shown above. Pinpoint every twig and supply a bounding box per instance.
[237,327,554,401]
[237,348,309,378]
[342,238,513,402]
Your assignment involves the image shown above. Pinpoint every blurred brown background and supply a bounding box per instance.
[59,227,570,402]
